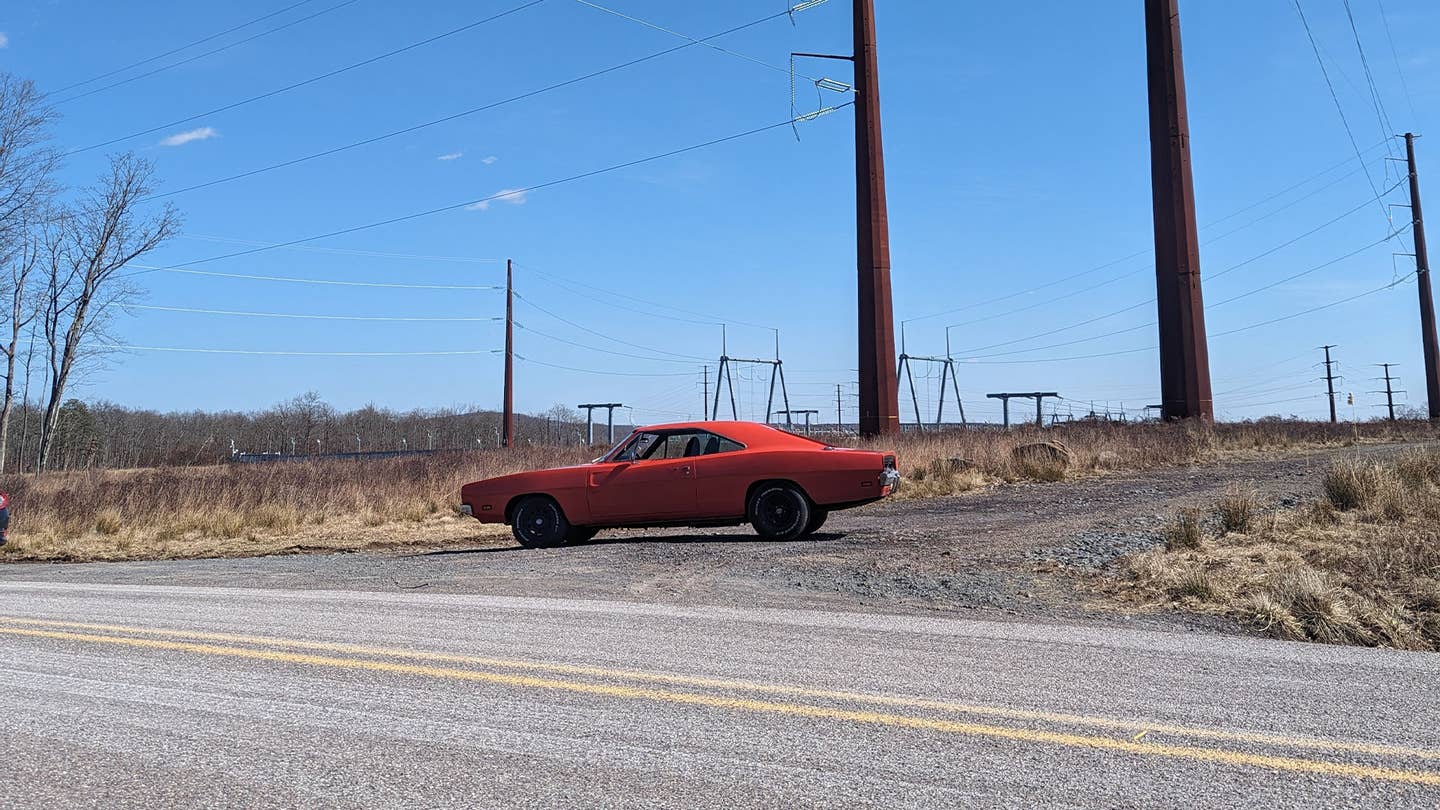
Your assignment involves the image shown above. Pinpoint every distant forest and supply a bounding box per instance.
[7,392,604,471]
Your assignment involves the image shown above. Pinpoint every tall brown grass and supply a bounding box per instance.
[0,445,593,561]
[856,419,1436,497]
[1121,448,1440,650]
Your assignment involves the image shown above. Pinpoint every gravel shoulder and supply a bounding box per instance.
[0,442,1425,637]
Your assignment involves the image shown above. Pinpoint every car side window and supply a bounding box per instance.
[654,432,705,460]
[698,431,744,455]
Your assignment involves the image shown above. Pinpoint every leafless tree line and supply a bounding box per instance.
[0,393,591,470]
[0,72,180,472]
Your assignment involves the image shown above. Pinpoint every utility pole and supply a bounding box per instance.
[1145,0,1213,421]
[836,383,844,431]
[1404,133,1440,419]
[503,258,515,447]
[1372,363,1404,422]
[702,366,709,421]
[1320,345,1340,423]
[854,0,899,438]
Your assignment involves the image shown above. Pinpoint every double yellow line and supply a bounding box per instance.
[1,615,1436,786]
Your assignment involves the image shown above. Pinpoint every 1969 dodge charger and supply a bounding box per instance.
[460,421,899,548]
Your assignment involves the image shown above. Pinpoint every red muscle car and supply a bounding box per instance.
[460,421,899,548]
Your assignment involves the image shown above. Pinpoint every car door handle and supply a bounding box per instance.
[677,465,692,477]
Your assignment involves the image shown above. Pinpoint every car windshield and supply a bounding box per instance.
[599,432,637,463]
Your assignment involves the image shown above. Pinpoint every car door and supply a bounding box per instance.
[586,432,699,522]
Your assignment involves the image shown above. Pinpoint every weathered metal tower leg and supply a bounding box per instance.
[855,0,900,437]
[1145,0,1213,421]
[1405,133,1440,420]
[503,258,515,447]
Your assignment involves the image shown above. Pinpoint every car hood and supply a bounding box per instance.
[461,464,591,495]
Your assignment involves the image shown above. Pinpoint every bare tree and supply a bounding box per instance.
[0,74,58,253]
[37,153,179,470]
[0,233,40,472]
[0,74,59,472]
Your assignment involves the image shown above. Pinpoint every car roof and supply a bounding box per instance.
[631,420,820,449]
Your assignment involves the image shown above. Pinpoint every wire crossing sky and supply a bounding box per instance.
[2,0,1436,424]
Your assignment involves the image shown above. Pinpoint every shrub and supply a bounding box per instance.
[1215,486,1257,535]
[1323,459,1384,511]
[1163,508,1205,551]
[94,509,122,536]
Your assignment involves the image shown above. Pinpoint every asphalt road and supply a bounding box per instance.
[0,581,1436,808]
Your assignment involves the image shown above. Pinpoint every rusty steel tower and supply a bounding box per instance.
[503,258,515,447]
[854,0,899,437]
[1145,0,1213,421]
[1404,133,1440,419]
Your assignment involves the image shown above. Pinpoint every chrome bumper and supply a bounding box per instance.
[882,468,901,491]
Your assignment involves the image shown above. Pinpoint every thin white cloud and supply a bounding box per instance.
[465,187,528,212]
[437,152,463,161]
[481,155,498,165]
[0,33,9,48]
[159,126,219,147]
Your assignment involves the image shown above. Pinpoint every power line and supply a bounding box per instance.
[145,8,795,200]
[179,235,505,263]
[1208,224,1410,307]
[1210,272,1414,338]
[139,108,847,273]
[515,355,695,377]
[65,0,545,156]
[947,273,1416,367]
[50,0,325,94]
[1292,0,1389,222]
[949,184,1404,354]
[518,262,775,330]
[112,344,503,357]
[514,293,709,361]
[516,323,703,365]
[1340,0,1396,151]
[128,263,502,290]
[129,303,504,321]
[1374,0,1417,121]
[905,142,1390,324]
[571,0,829,84]
[54,0,364,105]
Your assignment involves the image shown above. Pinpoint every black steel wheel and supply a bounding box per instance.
[511,496,571,548]
[748,484,811,541]
[801,509,828,536]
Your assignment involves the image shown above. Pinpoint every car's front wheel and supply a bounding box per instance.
[749,483,811,541]
[511,496,571,548]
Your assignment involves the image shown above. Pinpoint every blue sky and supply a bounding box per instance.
[1,0,1436,425]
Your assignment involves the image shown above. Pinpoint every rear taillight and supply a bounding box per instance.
[883,455,896,470]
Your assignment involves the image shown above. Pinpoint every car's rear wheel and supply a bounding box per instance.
[511,496,571,548]
[749,483,811,541]
[801,509,828,536]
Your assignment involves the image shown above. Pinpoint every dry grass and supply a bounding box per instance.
[856,418,1437,499]
[0,446,588,562]
[1118,448,1440,650]
[0,419,1435,564]
[1215,485,1259,535]
[1163,508,1206,551]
